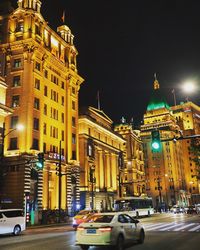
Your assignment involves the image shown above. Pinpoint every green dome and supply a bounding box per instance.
[147,78,170,111]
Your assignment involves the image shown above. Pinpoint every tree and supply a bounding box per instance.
[189,138,200,180]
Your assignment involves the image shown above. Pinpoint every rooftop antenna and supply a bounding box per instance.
[97,90,101,110]
[61,10,66,23]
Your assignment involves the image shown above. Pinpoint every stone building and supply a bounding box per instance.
[114,121,146,197]
[78,107,126,211]
[140,77,187,210]
[0,0,83,222]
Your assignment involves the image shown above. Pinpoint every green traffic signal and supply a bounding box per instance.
[36,152,45,169]
[151,130,161,152]
[36,162,43,169]
[152,141,160,150]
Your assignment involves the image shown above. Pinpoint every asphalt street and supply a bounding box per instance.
[0,213,199,250]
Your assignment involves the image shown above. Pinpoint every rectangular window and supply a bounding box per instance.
[44,104,47,115]
[35,62,41,71]
[32,138,39,150]
[12,95,20,107]
[61,96,64,105]
[34,98,40,110]
[13,76,21,87]
[14,59,21,68]
[72,133,76,144]
[72,100,75,110]
[72,150,76,160]
[61,130,64,141]
[61,81,64,89]
[72,87,75,94]
[11,116,18,129]
[33,118,39,130]
[44,70,48,78]
[35,24,41,36]
[16,22,23,32]
[43,142,46,153]
[35,78,40,90]
[72,117,76,127]
[9,137,18,150]
[43,123,47,135]
[61,113,64,123]
[44,85,48,96]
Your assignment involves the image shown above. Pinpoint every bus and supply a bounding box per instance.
[114,196,154,218]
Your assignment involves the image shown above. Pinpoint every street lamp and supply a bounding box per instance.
[0,122,24,161]
[171,80,197,106]
[182,81,196,94]
[189,181,194,206]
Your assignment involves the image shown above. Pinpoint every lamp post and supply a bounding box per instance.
[189,181,194,206]
[172,89,177,106]
[157,177,162,212]
[89,166,95,210]
[0,122,24,161]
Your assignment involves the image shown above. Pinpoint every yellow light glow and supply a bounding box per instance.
[182,81,196,93]
[16,124,24,131]
[51,36,58,47]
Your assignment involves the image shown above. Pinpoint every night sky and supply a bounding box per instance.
[9,0,200,126]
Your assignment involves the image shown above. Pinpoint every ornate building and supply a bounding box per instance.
[171,102,200,204]
[0,0,83,221]
[78,107,126,211]
[114,121,146,197]
[140,77,187,210]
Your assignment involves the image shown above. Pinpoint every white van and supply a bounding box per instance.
[0,209,26,235]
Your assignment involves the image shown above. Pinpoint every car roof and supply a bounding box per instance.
[91,212,130,216]
[0,209,23,212]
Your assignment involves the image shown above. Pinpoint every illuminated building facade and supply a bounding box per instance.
[78,107,126,211]
[114,121,146,197]
[171,102,200,204]
[140,78,187,209]
[0,0,83,219]
[0,76,13,130]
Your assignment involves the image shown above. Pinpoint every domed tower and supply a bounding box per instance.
[140,75,186,211]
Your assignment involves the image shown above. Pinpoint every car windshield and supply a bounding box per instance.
[78,210,91,215]
[86,215,114,223]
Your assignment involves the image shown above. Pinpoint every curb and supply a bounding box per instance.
[27,222,73,230]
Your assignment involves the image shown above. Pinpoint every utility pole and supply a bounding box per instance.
[0,122,5,162]
[58,140,62,223]
[118,170,122,198]
[157,178,162,211]
[89,166,95,210]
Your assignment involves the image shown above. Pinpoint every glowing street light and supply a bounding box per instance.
[182,81,196,94]
[0,122,24,160]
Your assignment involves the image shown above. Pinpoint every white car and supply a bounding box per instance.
[0,209,25,235]
[76,212,145,250]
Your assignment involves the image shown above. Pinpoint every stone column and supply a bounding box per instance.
[98,150,104,189]
[106,152,111,188]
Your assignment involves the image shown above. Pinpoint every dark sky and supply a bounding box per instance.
[10,0,200,126]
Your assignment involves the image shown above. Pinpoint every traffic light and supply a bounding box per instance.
[36,152,44,169]
[151,130,161,152]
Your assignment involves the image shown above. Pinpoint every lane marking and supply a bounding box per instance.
[173,223,196,231]
[158,223,185,231]
[188,224,200,232]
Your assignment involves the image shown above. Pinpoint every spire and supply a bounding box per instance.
[61,10,66,24]
[153,72,160,90]
[147,74,170,111]
[17,0,42,13]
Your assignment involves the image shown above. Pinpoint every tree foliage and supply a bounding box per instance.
[189,138,200,180]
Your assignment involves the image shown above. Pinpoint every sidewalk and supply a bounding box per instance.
[27,218,73,229]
